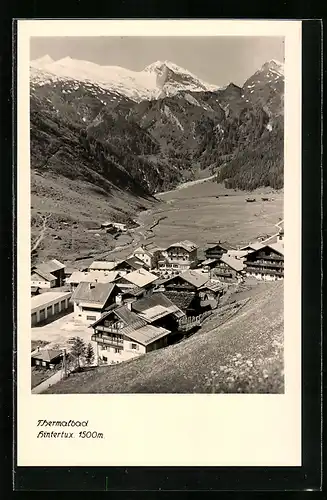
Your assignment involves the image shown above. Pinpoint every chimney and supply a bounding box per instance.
[126,300,132,311]
[116,293,122,304]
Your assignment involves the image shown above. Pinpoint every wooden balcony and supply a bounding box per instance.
[246,266,283,276]
[92,333,124,347]
[95,325,120,334]
[246,260,284,268]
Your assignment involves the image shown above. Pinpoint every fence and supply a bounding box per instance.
[177,310,212,332]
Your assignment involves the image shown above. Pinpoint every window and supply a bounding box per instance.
[87,315,96,321]
[131,343,138,350]
[47,306,52,316]
[102,356,108,363]
[42,361,47,367]
[61,300,66,310]
[114,348,121,354]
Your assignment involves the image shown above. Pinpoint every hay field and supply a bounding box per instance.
[142,181,283,249]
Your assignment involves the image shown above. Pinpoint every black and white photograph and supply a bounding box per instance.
[29,35,286,395]
[16,19,303,469]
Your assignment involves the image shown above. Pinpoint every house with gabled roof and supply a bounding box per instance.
[244,243,284,281]
[71,281,120,324]
[210,253,245,283]
[31,268,57,289]
[88,260,117,272]
[131,244,161,269]
[90,303,171,364]
[115,268,159,293]
[152,271,216,316]
[204,241,236,261]
[34,259,66,287]
[158,240,198,277]
[66,270,119,291]
[31,348,63,369]
[113,256,146,275]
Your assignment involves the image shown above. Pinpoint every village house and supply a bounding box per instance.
[132,292,185,326]
[244,243,284,281]
[90,304,171,364]
[31,291,72,326]
[113,256,146,275]
[114,268,158,295]
[88,261,117,272]
[209,254,245,283]
[153,270,214,316]
[66,270,119,291]
[31,348,63,369]
[157,240,198,277]
[101,221,127,232]
[31,268,57,289]
[33,259,66,287]
[71,282,120,324]
[131,244,162,270]
[198,280,224,309]
[204,241,235,260]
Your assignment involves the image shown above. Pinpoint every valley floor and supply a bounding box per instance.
[67,179,283,268]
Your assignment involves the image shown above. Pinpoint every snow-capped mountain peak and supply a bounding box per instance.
[30,54,54,69]
[261,59,284,77]
[30,55,219,101]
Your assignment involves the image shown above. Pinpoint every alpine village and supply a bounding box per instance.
[30,56,285,394]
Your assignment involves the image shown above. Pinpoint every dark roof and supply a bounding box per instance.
[90,305,146,330]
[71,282,116,306]
[31,349,62,362]
[162,291,197,311]
[205,242,235,252]
[36,259,65,273]
[114,305,143,325]
[114,257,145,270]
[131,292,177,313]
[122,287,145,297]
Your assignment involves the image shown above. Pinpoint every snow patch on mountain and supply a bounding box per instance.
[30,56,219,102]
[163,105,184,131]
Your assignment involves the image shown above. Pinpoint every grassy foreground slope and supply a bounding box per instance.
[45,282,284,394]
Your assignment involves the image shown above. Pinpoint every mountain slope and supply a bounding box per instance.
[30,56,219,101]
[30,58,285,261]
[44,281,284,394]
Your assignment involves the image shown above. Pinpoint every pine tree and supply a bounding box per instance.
[85,343,95,366]
[69,336,87,371]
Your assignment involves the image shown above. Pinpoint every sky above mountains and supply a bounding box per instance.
[30,36,284,88]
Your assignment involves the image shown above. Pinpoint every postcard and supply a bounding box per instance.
[17,19,301,467]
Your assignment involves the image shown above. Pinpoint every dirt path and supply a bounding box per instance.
[32,369,64,394]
